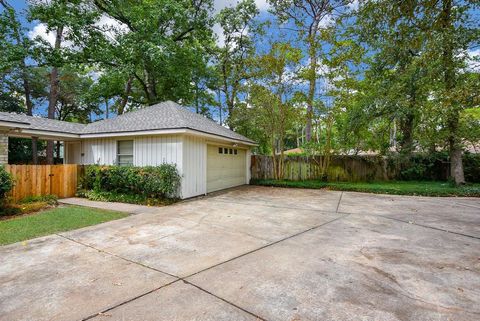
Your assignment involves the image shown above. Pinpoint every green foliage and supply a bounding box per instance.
[19,194,58,205]
[464,153,480,183]
[81,164,181,199]
[0,165,13,201]
[0,205,127,245]
[252,179,480,197]
[80,190,176,206]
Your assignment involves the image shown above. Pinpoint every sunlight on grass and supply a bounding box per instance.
[0,206,127,246]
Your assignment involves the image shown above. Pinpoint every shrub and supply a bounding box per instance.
[0,165,13,201]
[80,164,181,199]
[19,195,58,205]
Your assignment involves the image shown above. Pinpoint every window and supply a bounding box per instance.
[117,140,133,166]
[234,149,238,155]
[224,147,228,154]
[229,148,233,154]
[218,147,223,154]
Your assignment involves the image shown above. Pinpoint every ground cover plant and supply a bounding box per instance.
[252,179,480,197]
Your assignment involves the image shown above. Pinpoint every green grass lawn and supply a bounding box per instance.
[252,179,480,197]
[0,206,128,246]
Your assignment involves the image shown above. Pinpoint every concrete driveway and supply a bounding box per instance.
[1,186,479,321]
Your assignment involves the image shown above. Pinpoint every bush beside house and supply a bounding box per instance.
[79,164,181,205]
[0,166,13,210]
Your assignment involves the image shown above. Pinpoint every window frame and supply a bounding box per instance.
[117,140,134,166]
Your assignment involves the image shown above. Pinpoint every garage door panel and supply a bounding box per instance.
[207,145,246,193]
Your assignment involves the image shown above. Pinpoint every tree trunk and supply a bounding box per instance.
[305,35,317,142]
[144,68,157,104]
[117,75,133,115]
[46,25,63,165]
[399,112,414,155]
[441,0,465,185]
[55,140,61,164]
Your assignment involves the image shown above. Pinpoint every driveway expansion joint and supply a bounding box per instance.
[183,214,350,279]
[57,214,349,321]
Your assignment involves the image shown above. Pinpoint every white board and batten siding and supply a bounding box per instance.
[64,134,250,199]
[181,135,207,199]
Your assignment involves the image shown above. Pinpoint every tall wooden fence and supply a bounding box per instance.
[5,165,79,202]
[251,155,407,182]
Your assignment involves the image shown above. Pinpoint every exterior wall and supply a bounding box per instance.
[0,133,7,165]
[133,135,182,167]
[78,135,183,167]
[182,135,207,199]
[64,142,82,164]
[246,149,252,184]
[81,138,117,165]
[66,133,250,199]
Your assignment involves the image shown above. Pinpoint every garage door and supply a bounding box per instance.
[207,145,246,193]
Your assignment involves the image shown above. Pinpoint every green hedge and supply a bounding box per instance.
[0,165,13,201]
[80,164,181,199]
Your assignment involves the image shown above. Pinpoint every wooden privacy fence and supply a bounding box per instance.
[5,165,79,202]
[251,155,397,182]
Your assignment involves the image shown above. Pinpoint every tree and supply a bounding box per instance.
[91,0,215,106]
[354,0,431,157]
[29,0,99,164]
[268,0,351,142]
[247,42,302,179]
[216,0,259,128]
[0,0,39,162]
[422,0,479,184]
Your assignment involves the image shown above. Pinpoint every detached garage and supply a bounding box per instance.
[0,101,256,199]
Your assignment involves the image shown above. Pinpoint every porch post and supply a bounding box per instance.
[0,132,8,165]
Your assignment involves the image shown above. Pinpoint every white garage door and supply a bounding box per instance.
[207,145,246,193]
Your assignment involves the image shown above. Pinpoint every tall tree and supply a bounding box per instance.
[91,0,215,106]
[423,0,479,184]
[268,0,350,142]
[216,0,259,128]
[0,0,38,162]
[247,42,302,179]
[355,0,429,156]
[29,0,99,164]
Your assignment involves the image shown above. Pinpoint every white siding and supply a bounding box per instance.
[246,149,252,184]
[64,142,82,164]
[133,135,182,166]
[79,135,183,167]
[72,133,249,199]
[81,138,117,165]
[182,135,207,199]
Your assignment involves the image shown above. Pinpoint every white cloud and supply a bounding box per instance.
[94,14,129,42]
[467,49,480,72]
[348,0,359,11]
[214,0,269,13]
[213,0,269,45]
[28,23,56,46]
[28,23,76,48]
[213,23,226,46]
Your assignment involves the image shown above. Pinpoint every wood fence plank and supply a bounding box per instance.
[5,165,79,202]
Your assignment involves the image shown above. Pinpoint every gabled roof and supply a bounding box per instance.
[0,101,255,144]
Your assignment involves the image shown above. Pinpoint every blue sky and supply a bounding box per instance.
[4,0,478,122]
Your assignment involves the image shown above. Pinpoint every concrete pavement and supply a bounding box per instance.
[1,186,479,321]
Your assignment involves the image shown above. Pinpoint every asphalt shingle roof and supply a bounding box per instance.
[0,112,86,134]
[0,101,255,143]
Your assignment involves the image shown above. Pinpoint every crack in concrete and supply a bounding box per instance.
[55,191,479,320]
[336,191,344,213]
[57,214,349,321]
[211,196,480,241]
[183,214,350,279]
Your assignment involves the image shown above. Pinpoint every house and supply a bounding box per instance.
[0,101,256,198]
